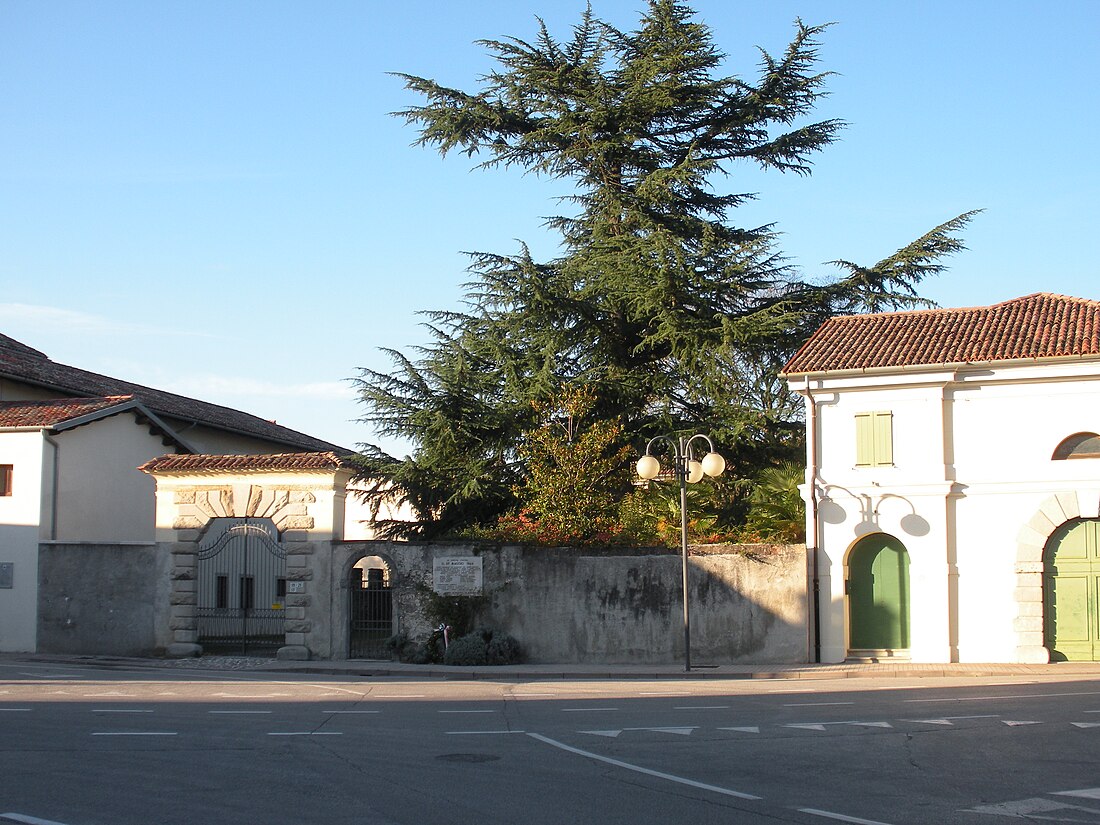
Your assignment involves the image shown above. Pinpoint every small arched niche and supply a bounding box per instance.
[1052,432,1100,460]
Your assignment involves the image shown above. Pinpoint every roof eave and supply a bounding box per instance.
[782,352,1100,381]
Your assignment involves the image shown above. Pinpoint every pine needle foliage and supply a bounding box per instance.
[352,1,976,538]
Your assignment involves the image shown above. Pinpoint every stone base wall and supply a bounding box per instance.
[335,542,808,665]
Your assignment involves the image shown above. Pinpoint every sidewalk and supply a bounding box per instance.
[8,653,1100,681]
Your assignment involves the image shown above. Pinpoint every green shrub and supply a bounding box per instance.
[486,633,523,665]
[443,633,488,666]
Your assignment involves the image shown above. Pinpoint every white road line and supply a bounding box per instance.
[91,732,177,737]
[1052,788,1100,799]
[91,709,154,714]
[798,807,895,824]
[527,733,761,800]
[1,813,75,825]
[905,691,1100,703]
[322,710,380,714]
[446,730,527,735]
[209,710,273,714]
[563,707,619,712]
[438,709,498,714]
[267,732,343,736]
[784,702,854,707]
[674,705,729,710]
[0,708,32,712]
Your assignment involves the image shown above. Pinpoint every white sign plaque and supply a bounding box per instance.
[433,556,483,595]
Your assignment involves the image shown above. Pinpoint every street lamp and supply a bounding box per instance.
[636,434,725,671]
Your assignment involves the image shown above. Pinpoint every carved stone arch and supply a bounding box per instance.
[1015,490,1100,662]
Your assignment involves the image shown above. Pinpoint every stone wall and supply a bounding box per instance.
[37,542,169,656]
[336,542,808,664]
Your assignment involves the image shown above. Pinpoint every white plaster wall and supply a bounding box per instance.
[0,431,46,651]
[343,483,415,540]
[53,413,175,542]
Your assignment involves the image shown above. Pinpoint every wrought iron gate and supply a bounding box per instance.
[349,566,393,659]
[196,519,287,655]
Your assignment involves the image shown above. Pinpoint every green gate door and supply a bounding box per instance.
[1044,519,1100,662]
[848,534,910,652]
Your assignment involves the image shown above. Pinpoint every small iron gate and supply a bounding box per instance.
[196,519,287,655]
[349,567,392,659]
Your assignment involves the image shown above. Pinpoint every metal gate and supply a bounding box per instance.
[349,566,393,659]
[196,519,287,655]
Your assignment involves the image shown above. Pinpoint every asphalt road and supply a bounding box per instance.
[3,660,1100,825]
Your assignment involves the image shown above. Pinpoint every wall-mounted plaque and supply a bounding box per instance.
[433,556,483,595]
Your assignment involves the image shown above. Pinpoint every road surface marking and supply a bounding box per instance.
[439,709,498,714]
[209,710,273,714]
[1052,788,1100,799]
[0,708,32,712]
[1071,722,1100,729]
[718,726,761,734]
[785,721,892,731]
[674,705,729,710]
[445,730,527,735]
[1,813,75,825]
[322,710,380,714]
[267,732,343,736]
[900,715,998,725]
[563,707,619,712]
[784,702,854,707]
[1002,720,1041,726]
[527,733,761,800]
[91,732,177,736]
[905,691,1100,703]
[798,807,895,824]
[91,709,154,714]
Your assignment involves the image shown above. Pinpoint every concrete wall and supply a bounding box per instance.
[37,541,169,656]
[332,542,808,664]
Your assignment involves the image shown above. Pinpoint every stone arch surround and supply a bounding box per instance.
[143,459,354,660]
[1015,490,1100,663]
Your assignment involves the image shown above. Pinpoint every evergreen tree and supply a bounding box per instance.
[353,1,974,538]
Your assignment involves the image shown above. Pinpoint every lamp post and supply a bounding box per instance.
[636,434,726,671]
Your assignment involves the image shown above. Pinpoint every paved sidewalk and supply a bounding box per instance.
[6,652,1100,681]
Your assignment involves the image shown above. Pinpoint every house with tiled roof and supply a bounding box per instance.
[782,293,1100,665]
[0,333,359,654]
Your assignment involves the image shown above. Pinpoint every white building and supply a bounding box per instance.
[0,333,371,653]
[783,293,1100,664]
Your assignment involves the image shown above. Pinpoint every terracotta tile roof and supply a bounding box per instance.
[782,293,1100,375]
[139,452,351,475]
[0,396,135,428]
[0,334,345,452]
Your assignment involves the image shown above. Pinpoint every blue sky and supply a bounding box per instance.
[2,1,1097,454]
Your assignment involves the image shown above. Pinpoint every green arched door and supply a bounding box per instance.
[1044,519,1100,662]
[848,534,910,651]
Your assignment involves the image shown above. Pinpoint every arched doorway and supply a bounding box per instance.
[348,556,394,659]
[1044,519,1100,662]
[847,533,910,655]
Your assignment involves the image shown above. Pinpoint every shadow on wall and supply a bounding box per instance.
[337,541,808,666]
